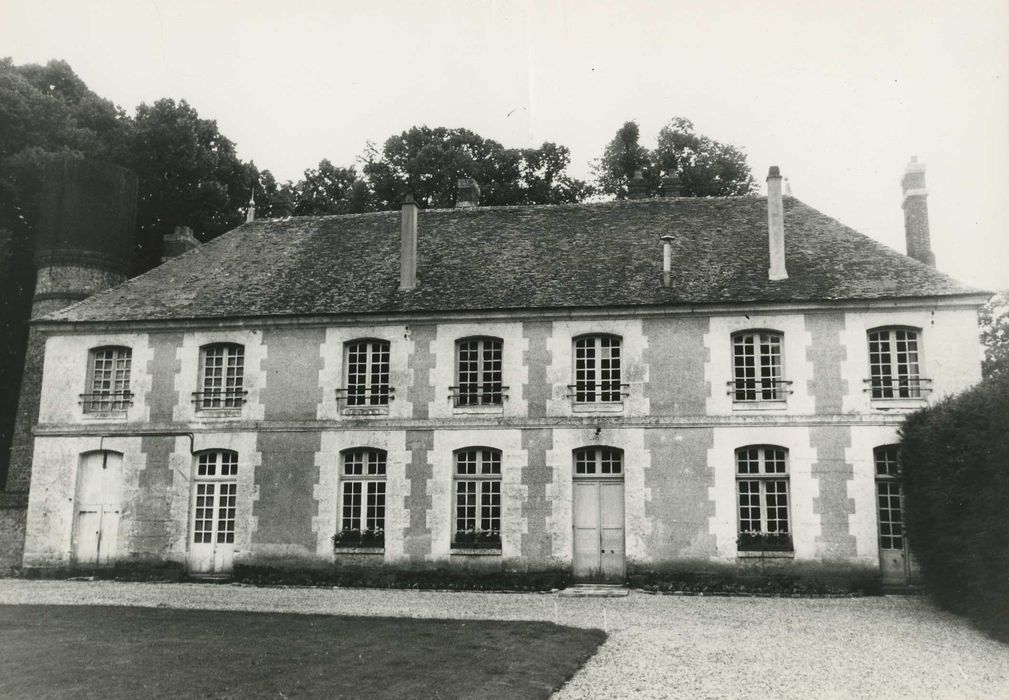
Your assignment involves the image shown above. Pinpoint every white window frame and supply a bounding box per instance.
[570,334,625,406]
[730,331,788,403]
[82,346,133,413]
[735,446,792,552]
[335,448,387,549]
[192,450,239,546]
[874,445,905,552]
[341,339,392,410]
[197,343,246,410]
[453,336,505,407]
[867,327,927,400]
[452,448,502,550]
[572,446,624,477]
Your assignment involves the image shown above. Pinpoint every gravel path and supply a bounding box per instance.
[1,580,1006,699]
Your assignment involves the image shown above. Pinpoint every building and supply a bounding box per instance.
[16,162,986,586]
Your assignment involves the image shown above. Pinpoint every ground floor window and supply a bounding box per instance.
[453,448,501,549]
[875,445,904,551]
[736,445,792,551]
[335,448,387,548]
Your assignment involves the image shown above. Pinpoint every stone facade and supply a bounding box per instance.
[22,300,983,580]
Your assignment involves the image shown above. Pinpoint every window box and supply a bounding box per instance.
[736,531,794,552]
[332,528,385,549]
[451,530,501,550]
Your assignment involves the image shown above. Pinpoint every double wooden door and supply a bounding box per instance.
[73,451,123,566]
[573,479,625,581]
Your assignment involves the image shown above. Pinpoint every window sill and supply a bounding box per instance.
[572,402,624,414]
[82,411,129,421]
[731,401,788,411]
[195,409,243,418]
[737,550,795,559]
[333,547,384,555]
[450,549,502,556]
[869,399,927,411]
[341,406,390,417]
[452,404,504,415]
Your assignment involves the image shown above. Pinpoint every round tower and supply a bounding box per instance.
[5,159,138,493]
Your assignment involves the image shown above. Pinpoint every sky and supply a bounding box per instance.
[2,0,1007,291]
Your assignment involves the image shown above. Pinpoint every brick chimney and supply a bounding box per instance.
[766,166,788,281]
[162,226,200,262]
[400,194,418,290]
[901,157,935,267]
[456,178,481,208]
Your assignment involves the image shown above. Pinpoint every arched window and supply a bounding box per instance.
[452,448,502,549]
[571,334,624,403]
[192,450,238,546]
[82,346,133,412]
[342,339,392,407]
[196,343,246,409]
[867,327,927,399]
[573,446,623,476]
[453,336,504,406]
[334,448,387,548]
[735,445,792,551]
[731,330,787,402]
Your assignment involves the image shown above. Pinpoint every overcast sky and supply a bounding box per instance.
[3,0,1007,290]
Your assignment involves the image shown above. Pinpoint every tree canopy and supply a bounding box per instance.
[979,290,1009,378]
[593,118,756,198]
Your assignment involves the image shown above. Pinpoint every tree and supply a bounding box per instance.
[362,126,589,209]
[979,290,1009,378]
[289,160,368,216]
[122,98,255,272]
[593,118,756,198]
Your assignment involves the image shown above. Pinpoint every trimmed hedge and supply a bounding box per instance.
[901,373,1009,642]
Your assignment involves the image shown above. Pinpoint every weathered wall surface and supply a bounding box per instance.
[0,494,27,574]
[20,303,982,575]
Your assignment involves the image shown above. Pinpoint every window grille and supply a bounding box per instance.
[570,335,626,403]
[196,343,246,409]
[452,448,501,549]
[81,346,133,412]
[867,328,928,399]
[730,332,790,401]
[452,337,505,406]
[736,446,792,551]
[335,448,387,548]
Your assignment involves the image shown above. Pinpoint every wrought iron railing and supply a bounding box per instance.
[80,391,134,412]
[192,389,248,409]
[565,382,630,403]
[449,385,508,407]
[727,379,793,402]
[336,386,396,407]
[863,377,932,400]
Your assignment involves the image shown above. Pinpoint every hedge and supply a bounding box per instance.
[900,373,1009,642]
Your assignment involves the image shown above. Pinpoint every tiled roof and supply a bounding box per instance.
[45,196,984,323]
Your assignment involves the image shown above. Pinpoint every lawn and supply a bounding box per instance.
[0,605,605,699]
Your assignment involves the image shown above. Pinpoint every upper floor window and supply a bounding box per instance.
[452,337,505,407]
[730,331,789,402]
[867,327,929,399]
[340,339,392,407]
[196,343,246,410]
[452,448,501,550]
[573,446,623,476]
[571,334,625,403]
[334,448,387,549]
[82,346,133,413]
[736,446,792,551]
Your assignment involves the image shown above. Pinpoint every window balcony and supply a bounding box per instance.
[566,382,629,412]
[727,379,792,409]
[192,389,247,412]
[336,386,395,416]
[864,377,932,410]
[449,384,508,413]
[80,391,133,415]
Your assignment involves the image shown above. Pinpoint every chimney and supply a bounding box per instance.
[162,225,200,262]
[246,189,256,223]
[400,194,418,290]
[766,166,788,281]
[628,170,648,200]
[456,178,481,208]
[901,157,935,267]
[660,235,674,287]
[660,173,683,197]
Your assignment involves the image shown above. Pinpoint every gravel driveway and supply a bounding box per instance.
[1,580,1006,699]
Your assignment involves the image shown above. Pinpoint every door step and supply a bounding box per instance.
[557,584,629,598]
[187,573,233,582]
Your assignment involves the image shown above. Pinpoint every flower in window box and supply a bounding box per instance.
[452,529,501,549]
[737,530,793,551]
[332,528,385,549]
